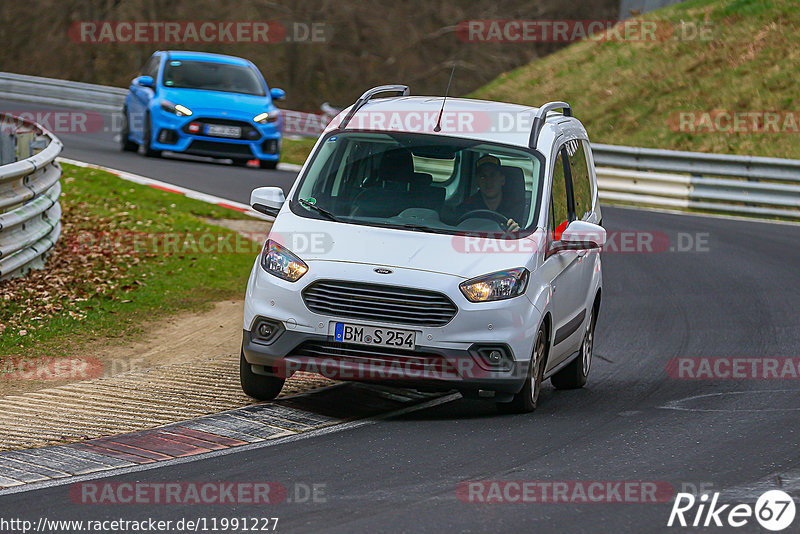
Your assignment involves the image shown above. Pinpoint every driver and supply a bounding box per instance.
[458,155,520,231]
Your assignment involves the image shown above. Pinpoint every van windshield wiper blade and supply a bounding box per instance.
[398,224,451,234]
[298,198,339,222]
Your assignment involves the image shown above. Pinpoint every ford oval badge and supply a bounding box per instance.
[374,268,393,275]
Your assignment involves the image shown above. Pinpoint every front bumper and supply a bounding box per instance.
[149,108,281,160]
[241,326,530,398]
[243,257,543,399]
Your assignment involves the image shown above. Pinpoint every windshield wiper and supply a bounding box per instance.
[298,198,339,222]
[398,224,452,234]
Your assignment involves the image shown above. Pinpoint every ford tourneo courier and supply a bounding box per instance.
[242,85,606,412]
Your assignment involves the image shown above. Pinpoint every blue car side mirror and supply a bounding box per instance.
[270,88,286,101]
[136,76,154,88]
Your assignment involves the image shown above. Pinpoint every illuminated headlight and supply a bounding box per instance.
[161,100,192,116]
[254,111,280,124]
[459,268,529,303]
[260,239,308,282]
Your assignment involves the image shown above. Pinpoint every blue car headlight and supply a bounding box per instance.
[254,111,281,124]
[160,100,192,117]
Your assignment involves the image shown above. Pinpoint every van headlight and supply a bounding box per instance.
[260,239,308,282]
[160,100,192,116]
[459,268,529,302]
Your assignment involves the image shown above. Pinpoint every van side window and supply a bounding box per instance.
[567,139,592,221]
[550,150,569,241]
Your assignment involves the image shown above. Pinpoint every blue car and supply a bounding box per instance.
[120,50,285,169]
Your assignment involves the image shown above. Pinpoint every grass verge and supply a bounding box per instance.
[281,137,317,166]
[0,163,268,357]
[471,0,800,159]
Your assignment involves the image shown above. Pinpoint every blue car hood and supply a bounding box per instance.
[159,87,272,114]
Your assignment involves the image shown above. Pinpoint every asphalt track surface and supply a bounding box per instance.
[1,99,799,533]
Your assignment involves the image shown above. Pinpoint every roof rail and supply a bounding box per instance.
[339,84,410,129]
[529,101,572,148]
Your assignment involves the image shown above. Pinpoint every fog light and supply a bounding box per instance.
[473,345,513,371]
[252,318,284,345]
[258,323,273,338]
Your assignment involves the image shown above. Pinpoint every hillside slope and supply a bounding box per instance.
[472,0,800,159]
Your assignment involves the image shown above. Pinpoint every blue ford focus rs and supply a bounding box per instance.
[121,50,285,169]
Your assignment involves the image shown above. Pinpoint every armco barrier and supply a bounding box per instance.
[0,72,127,113]
[592,144,800,219]
[0,113,63,280]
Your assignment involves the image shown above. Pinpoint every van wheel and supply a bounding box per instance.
[551,309,594,390]
[240,350,285,401]
[498,327,546,414]
[120,107,139,152]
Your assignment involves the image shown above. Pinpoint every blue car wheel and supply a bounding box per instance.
[142,112,162,158]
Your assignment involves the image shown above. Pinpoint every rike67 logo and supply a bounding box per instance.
[668,490,796,531]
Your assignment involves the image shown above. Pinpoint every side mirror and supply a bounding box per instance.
[135,75,154,88]
[270,88,286,101]
[555,221,606,252]
[251,186,285,217]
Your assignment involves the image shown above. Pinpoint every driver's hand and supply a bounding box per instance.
[506,219,520,232]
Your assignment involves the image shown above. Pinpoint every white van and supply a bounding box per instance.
[242,86,605,413]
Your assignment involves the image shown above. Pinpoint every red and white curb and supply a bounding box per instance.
[0,385,455,494]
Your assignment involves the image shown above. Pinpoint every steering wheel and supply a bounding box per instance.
[456,209,509,228]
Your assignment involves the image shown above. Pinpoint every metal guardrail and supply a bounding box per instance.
[592,144,800,219]
[2,72,799,220]
[0,113,63,280]
[0,72,126,113]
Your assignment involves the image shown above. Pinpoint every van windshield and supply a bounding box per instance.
[291,132,544,236]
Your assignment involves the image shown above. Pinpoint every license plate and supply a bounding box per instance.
[333,322,416,350]
[205,124,241,138]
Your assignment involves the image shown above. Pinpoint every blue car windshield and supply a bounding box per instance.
[162,60,265,96]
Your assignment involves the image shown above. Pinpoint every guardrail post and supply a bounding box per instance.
[0,130,15,165]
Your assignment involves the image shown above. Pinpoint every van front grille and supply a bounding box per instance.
[302,280,457,327]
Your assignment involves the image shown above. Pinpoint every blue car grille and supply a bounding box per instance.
[182,118,260,140]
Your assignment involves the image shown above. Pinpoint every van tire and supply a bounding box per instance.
[240,350,285,401]
[551,309,594,390]
[498,327,546,414]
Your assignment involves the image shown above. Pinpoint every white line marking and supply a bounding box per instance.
[660,389,800,412]
[0,393,461,496]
